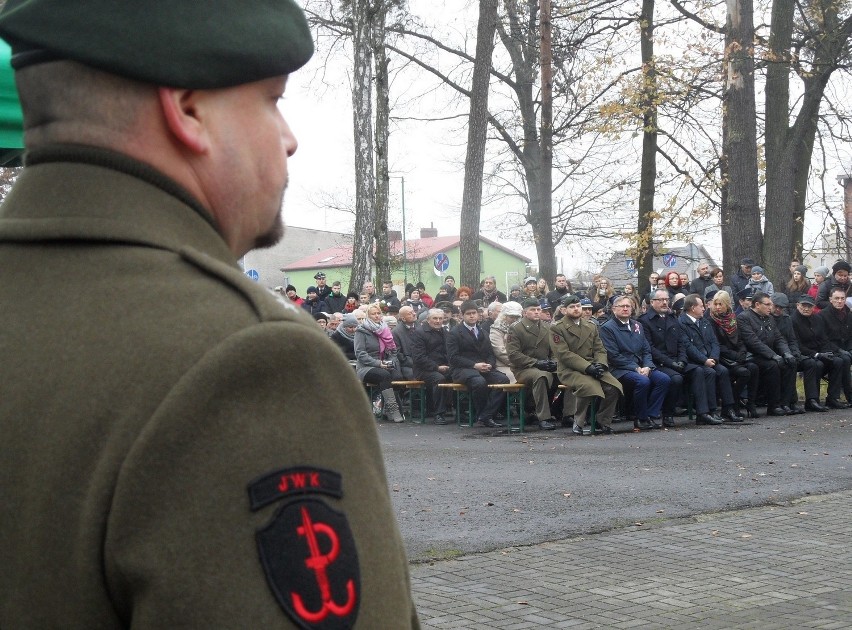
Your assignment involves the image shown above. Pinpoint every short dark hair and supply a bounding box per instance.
[460,300,478,314]
[752,291,769,305]
[683,294,703,312]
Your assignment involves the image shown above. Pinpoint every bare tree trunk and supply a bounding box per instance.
[373,2,392,284]
[349,0,377,292]
[763,0,851,282]
[537,0,555,284]
[459,0,498,291]
[635,0,657,296]
[720,0,761,276]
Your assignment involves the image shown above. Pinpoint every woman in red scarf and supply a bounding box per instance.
[354,304,405,422]
[707,290,760,417]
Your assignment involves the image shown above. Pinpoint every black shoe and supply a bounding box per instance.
[662,416,676,428]
[805,399,828,412]
[648,417,662,429]
[696,413,722,425]
[825,399,848,409]
[673,407,688,417]
[634,419,653,431]
[572,424,584,436]
[723,408,744,423]
[594,424,613,435]
[476,418,503,428]
[539,419,556,431]
[768,407,789,416]
[779,405,792,414]
[433,413,448,425]
[745,403,760,418]
[710,412,725,424]
[787,404,806,415]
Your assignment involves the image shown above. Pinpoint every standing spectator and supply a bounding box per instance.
[455,285,474,302]
[355,304,404,422]
[523,276,539,298]
[472,275,508,304]
[622,283,642,315]
[747,265,774,296]
[443,275,458,299]
[737,292,796,416]
[508,284,523,301]
[434,284,452,305]
[816,287,852,407]
[313,271,332,301]
[730,257,756,296]
[490,301,523,383]
[663,271,682,302]
[377,281,401,310]
[536,278,550,299]
[791,295,839,412]
[590,277,615,313]
[506,299,560,430]
[283,284,303,307]
[446,301,509,428]
[706,291,759,418]
[807,266,830,308]
[325,280,347,313]
[689,262,714,296]
[600,296,671,430]
[301,286,328,316]
[362,281,379,302]
[403,288,428,315]
[784,265,810,308]
[546,274,573,306]
[343,290,360,312]
[550,295,622,435]
[415,281,434,307]
[410,309,453,424]
[816,260,852,310]
[704,267,732,300]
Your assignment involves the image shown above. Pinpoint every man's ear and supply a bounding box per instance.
[158,87,209,154]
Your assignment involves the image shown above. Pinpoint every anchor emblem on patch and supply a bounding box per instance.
[256,498,360,629]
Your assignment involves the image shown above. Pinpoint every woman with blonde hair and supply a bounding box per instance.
[706,291,760,417]
[354,304,405,422]
[489,301,523,383]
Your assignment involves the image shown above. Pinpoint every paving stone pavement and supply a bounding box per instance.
[410,491,852,628]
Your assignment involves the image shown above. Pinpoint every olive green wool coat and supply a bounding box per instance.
[549,317,623,398]
[0,146,419,629]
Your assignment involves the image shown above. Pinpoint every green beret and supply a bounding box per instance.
[521,298,540,309]
[0,0,314,88]
[560,294,580,306]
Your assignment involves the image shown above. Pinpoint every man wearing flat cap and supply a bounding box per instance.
[731,257,756,297]
[791,295,842,411]
[815,260,852,310]
[0,2,419,628]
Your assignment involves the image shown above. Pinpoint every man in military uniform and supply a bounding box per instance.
[0,2,419,628]
[550,295,622,435]
[505,298,559,430]
[313,271,332,302]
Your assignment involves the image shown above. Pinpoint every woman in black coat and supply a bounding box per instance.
[706,290,760,417]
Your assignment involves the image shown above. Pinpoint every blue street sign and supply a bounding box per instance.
[662,254,677,268]
[625,259,635,271]
[245,269,259,281]
[434,252,450,273]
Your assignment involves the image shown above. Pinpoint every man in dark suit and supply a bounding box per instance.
[678,294,744,423]
[600,295,670,430]
[639,290,708,427]
[737,291,795,416]
[446,300,510,427]
[410,308,453,424]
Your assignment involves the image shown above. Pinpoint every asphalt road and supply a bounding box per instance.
[376,410,851,563]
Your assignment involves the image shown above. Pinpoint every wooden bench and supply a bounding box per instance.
[437,383,474,426]
[488,382,526,432]
[391,380,427,423]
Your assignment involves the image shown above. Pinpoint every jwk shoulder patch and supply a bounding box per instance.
[256,498,360,629]
[249,469,359,629]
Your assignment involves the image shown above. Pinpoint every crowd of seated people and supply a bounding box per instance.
[273,257,852,429]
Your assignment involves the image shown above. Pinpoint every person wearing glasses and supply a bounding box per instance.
[815,287,852,407]
[600,296,671,430]
[737,292,797,416]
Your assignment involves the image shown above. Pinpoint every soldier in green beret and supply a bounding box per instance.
[0,1,419,628]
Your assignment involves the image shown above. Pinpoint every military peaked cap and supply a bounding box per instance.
[0,0,314,88]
